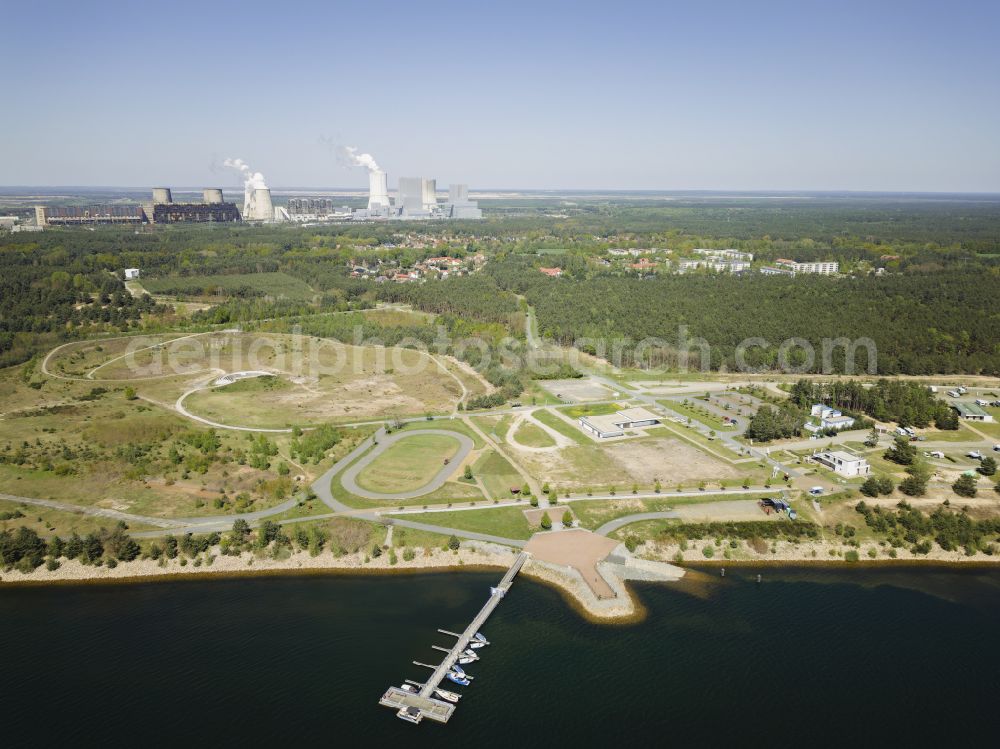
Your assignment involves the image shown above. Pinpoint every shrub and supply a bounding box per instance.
[952,474,978,498]
[540,514,552,530]
[702,545,714,558]
[844,549,859,562]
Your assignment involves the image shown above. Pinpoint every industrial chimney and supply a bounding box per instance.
[203,188,224,204]
[152,187,173,204]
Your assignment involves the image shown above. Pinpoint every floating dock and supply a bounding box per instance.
[379,551,528,724]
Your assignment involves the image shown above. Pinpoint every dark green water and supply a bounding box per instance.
[2,566,999,746]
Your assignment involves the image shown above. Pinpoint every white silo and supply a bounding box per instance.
[368,171,390,210]
[203,188,224,204]
[152,187,172,204]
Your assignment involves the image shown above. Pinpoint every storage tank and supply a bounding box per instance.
[203,188,224,204]
[152,187,173,204]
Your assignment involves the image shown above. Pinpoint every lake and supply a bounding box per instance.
[2,566,999,746]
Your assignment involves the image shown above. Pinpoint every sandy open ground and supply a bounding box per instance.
[525,529,620,597]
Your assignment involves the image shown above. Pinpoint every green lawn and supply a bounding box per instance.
[659,400,737,431]
[396,418,486,449]
[472,449,525,499]
[354,434,461,493]
[558,402,622,419]
[923,425,989,442]
[389,506,532,540]
[570,493,754,530]
[532,408,587,445]
[511,420,556,448]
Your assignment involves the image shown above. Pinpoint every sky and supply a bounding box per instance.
[1,0,999,191]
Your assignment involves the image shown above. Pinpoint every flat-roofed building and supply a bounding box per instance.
[811,450,871,477]
[951,402,995,422]
[579,406,661,438]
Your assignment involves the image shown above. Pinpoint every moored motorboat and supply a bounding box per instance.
[462,648,480,660]
[474,632,490,645]
[434,688,461,703]
[446,672,470,686]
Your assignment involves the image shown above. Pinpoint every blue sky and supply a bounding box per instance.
[2,0,998,191]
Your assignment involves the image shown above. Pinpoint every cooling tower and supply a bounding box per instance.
[245,187,274,222]
[368,171,390,210]
[421,178,437,210]
[203,188,224,204]
[152,187,173,204]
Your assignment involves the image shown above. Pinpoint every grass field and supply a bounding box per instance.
[511,419,556,448]
[531,408,587,445]
[142,272,316,302]
[173,334,467,427]
[354,433,462,494]
[389,506,532,540]
[570,493,763,530]
[659,400,737,431]
[472,449,524,499]
[558,402,622,419]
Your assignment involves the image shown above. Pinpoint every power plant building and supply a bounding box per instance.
[35,204,146,226]
[146,187,240,224]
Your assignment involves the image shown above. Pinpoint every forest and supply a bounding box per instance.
[486,257,1000,375]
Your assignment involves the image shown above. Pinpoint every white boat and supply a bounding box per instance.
[468,641,486,649]
[434,688,461,703]
[450,664,473,679]
[397,706,422,724]
[400,684,417,693]
[458,656,476,665]
[473,632,490,645]
[462,648,480,660]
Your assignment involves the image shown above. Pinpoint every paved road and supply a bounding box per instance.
[339,429,474,500]
[594,511,680,536]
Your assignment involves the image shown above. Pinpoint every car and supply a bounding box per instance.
[809,486,824,496]
[994,444,1000,452]
[967,451,982,460]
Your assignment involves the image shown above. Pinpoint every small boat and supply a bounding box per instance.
[434,688,461,703]
[400,684,417,693]
[474,632,489,645]
[458,656,476,664]
[462,648,480,660]
[397,706,422,724]
[446,673,470,686]
[468,641,486,649]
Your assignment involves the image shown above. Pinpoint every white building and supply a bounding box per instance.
[579,407,660,438]
[805,404,855,432]
[811,451,871,477]
[124,268,140,280]
[775,259,839,275]
[693,248,754,262]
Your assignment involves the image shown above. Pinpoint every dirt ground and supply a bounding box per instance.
[672,500,779,522]
[525,529,620,598]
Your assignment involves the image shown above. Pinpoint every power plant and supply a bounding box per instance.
[35,188,240,226]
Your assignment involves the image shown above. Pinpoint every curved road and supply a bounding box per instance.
[594,511,680,536]
[339,429,474,500]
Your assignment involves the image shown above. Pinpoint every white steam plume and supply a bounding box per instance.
[342,146,382,174]
[223,157,267,190]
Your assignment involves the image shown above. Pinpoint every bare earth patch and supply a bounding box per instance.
[525,529,620,598]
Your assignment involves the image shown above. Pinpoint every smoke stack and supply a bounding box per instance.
[368,171,390,210]
[152,187,172,204]
[203,188,224,204]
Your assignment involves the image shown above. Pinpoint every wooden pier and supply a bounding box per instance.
[379,551,528,724]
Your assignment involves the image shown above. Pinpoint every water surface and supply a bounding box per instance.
[1,566,998,746]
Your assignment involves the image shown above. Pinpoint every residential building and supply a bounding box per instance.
[811,451,871,477]
[124,268,140,280]
[805,404,856,432]
[539,267,563,277]
[774,259,839,275]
